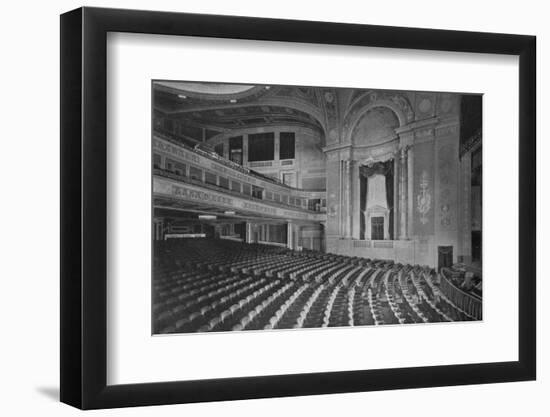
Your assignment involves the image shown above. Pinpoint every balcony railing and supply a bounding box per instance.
[155,129,290,187]
[154,129,323,193]
[154,168,324,214]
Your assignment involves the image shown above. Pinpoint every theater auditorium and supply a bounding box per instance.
[152,81,482,334]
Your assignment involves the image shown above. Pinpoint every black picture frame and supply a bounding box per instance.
[60,6,536,410]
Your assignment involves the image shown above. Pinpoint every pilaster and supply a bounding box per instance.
[399,146,408,240]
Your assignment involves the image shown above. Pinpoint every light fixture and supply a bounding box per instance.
[224,211,236,215]
[229,99,237,103]
[265,86,270,90]
[178,94,187,99]
[198,214,217,220]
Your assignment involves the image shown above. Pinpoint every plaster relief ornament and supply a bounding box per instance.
[362,156,375,165]
[417,170,432,225]
[390,94,414,121]
[419,98,432,113]
[441,98,452,113]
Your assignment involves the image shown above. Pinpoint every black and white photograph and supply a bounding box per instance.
[152,81,483,334]
[0,0,544,413]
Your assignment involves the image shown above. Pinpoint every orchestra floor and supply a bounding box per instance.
[153,238,477,334]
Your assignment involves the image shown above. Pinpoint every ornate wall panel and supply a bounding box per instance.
[414,92,436,121]
[435,138,459,232]
[413,140,435,236]
[325,152,341,236]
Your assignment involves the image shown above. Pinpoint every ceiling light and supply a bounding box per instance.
[178,94,187,99]
[198,214,217,220]
[229,99,237,103]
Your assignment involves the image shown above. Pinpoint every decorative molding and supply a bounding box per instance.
[322,143,352,153]
[417,170,432,225]
[415,92,436,120]
[353,142,398,164]
[460,128,482,157]
[435,123,460,137]
[326,151,340,161]
[322,87,340,146]
[342,91,415,143]
[395,116,439,135]
[437,141,457,230]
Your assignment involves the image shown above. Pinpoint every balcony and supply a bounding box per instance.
[153,173,326,223]
[153,134,327,213]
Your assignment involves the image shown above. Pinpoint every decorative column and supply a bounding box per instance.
[154,218,164,241]
[393,153,399,240]
[399,147,408,240]
[245,222,252,243]
[384,211,390,240]
[242,134,249,165]
[287,223,293,250]
[339,160,344,237]
[407,145,414,238]
[344,159,352,238]
[213,224,222,239]
[356,160,363,239]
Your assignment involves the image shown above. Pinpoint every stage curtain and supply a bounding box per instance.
[359,160,394,240]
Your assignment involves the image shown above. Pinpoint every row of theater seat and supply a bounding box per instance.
[153,239,478,333]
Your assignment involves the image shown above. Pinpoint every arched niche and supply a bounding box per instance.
[343,92,414,144]
[351,106,400,147]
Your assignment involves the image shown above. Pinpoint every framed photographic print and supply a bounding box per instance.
[60,6,536,409]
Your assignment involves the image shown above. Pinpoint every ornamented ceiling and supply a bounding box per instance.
[156,82,256,96]
[153,82,424,148]
[154,82,327,136]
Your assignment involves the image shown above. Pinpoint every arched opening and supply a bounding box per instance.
[352,107,400,241]
[352,106,400,146]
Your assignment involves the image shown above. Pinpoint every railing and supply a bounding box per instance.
[248,161,273,168]
[439,269,482,320]
[155,129,256,173]
[154,129,325,193]
[352,240,394,249]
[156,130,294,188]
[154,168,324,214]
[373,241,394,249]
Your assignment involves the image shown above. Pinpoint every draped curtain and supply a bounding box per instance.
[359,160,394,240]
